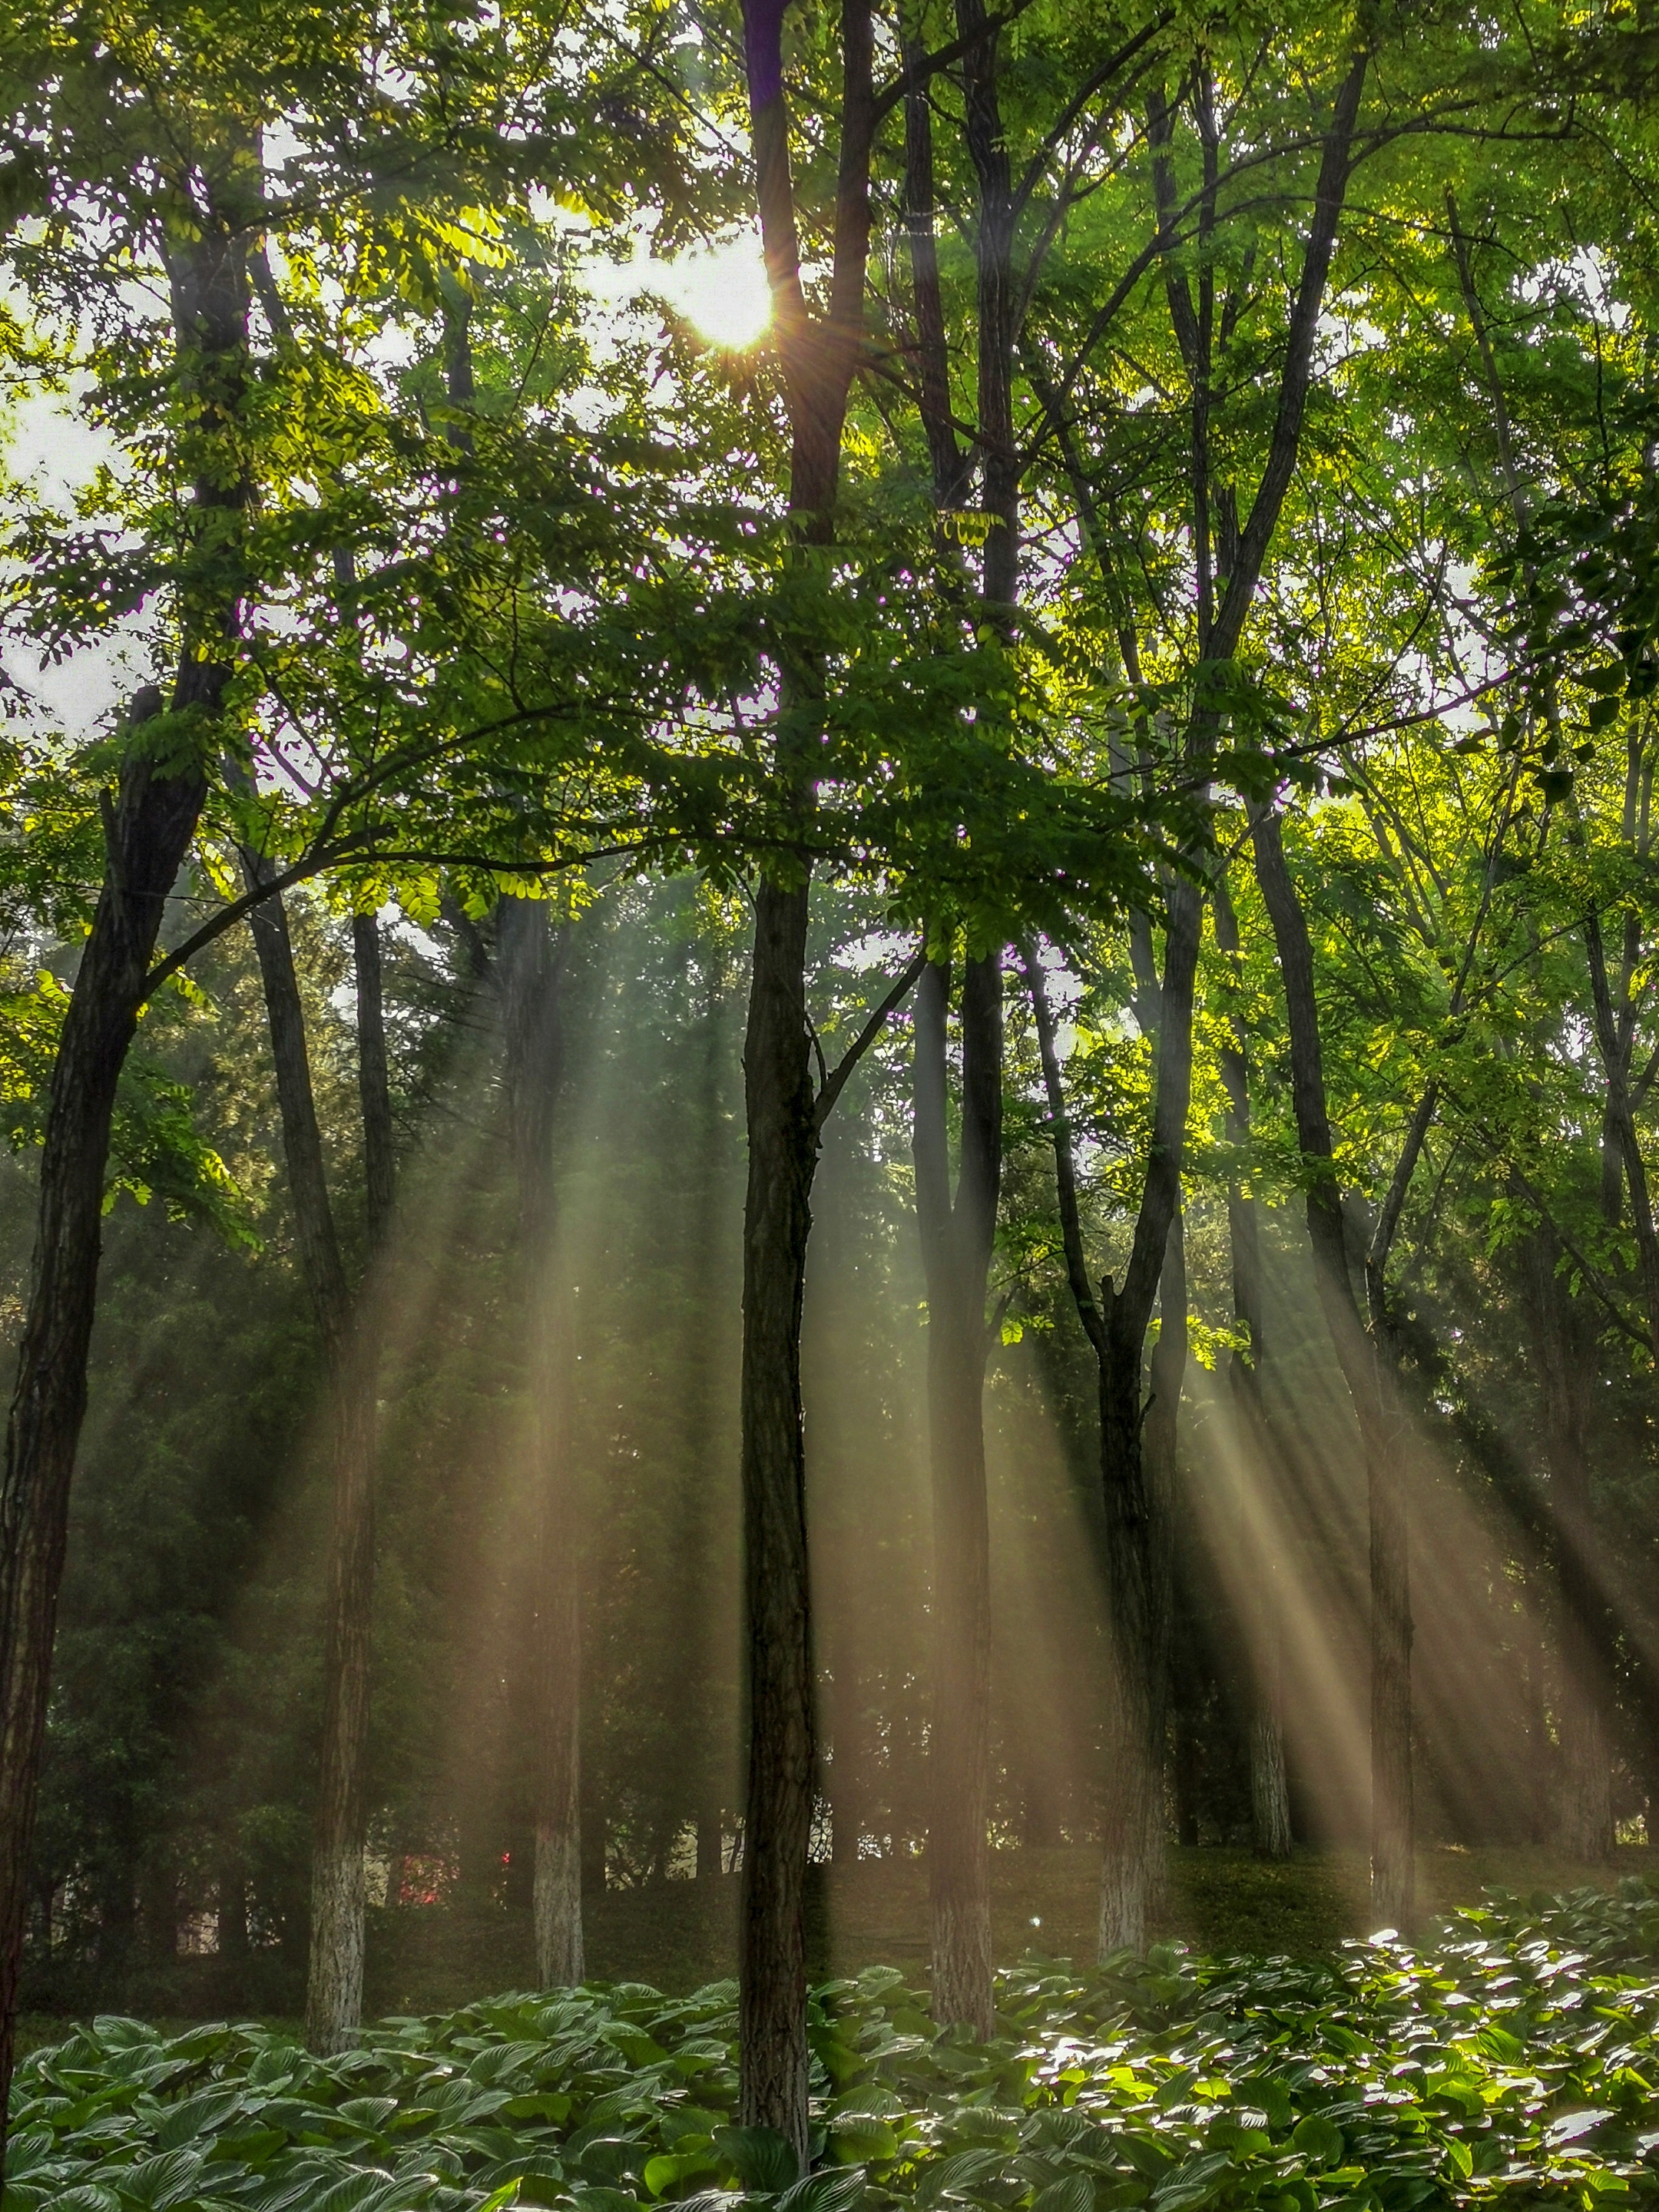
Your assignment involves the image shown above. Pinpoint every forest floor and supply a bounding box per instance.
[21,1840,1654,2052]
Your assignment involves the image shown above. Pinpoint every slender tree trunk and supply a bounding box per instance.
[0,715,209,2135]
[218,1843,250,1961]
[498,896,584,1985]
[1523,1224,1614,1859]
[1101,881,1198,1952]
[914,955,1001,2038]
[1098,1218,1181,1950]
[737,0,873,2154]
[239,866,378,2051]
[1026,879,1198,1956]
[0,207,249,2157]
[353,913,395,1247]
[900,2,1012,2034]
[1366,1388,1413,1925]
[738,873,818,2157]
[1100,1214,1187,1948]
[1249,804,1415,1929]
[1212,881,1290,1857]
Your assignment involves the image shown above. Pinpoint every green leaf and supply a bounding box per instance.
[1289,2115,1344,2168]
[711,2127,800,2193]
[1033,2176,1095,2212]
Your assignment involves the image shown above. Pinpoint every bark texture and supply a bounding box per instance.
[738,873,818,2158]
[913,955,1002,2038]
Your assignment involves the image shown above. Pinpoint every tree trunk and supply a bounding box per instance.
[913,955,1001,2038]
[1249,804,1415,1929]
[1026,879,1199,1958]
[738,874,818,2160]
[0,204,253,2151]
[498,896,584,1985]
[352,912,396,1247]
[1366,1394,1413,1926]
[240,868,379,2051]
[1212,878,1291,1859]
[0,717,210,2137]
[1098,1215,1185,1951]
[1523,1224,1614,1859]
[218,1843,250,1961]
[736,0,873,2152]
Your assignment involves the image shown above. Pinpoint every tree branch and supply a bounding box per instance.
[813,945,926,1128]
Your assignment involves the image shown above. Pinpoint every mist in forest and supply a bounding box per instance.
[13,863,1647,2018]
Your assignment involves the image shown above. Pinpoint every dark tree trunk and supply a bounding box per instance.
[98,1843,139,1979]
[0,720,210,2130]
[738,874,818,2157]
[902,0,1012,2040]
[1028,878,1200,1957]
[0,204,250,2154]
[1098,1210,1187,1950]
[581,1765,607,1897]
[737,0,874,2157]
[352,912,396,1247]
[498,896,584,1985]
[1523,1224,1614,1859]
[218,1843,250,1960]
[913,955,1001,2038]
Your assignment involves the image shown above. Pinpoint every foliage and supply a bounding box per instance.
[12,1887,1659,2212]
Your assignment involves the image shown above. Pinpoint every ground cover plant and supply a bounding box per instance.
[8,1885,1659,2212]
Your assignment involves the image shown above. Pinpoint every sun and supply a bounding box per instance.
[656,235,772,351]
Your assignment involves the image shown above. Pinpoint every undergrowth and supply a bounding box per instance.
[8,1883,1659,2212]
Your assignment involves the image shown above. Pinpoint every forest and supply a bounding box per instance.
[5,0,1659,2204]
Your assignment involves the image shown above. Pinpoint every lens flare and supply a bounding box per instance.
[656,237,772,350]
